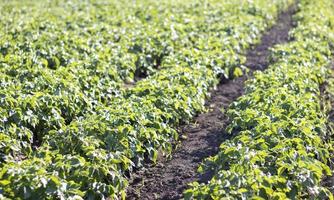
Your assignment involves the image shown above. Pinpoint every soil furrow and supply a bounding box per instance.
[126,5,296,200]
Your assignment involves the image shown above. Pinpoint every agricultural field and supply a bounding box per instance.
[0,0,333,199]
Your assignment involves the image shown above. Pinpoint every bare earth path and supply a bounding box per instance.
[127,5,296,200]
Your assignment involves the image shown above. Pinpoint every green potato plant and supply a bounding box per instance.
[0,0,293,199]
[184,0,334,199]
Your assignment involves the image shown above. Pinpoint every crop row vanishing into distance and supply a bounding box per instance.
[185,0,334,199]
[0,0,294,199]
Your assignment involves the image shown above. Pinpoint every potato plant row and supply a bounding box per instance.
[184,0,334,199]
[0,0,289,162]
[0,0,293,199]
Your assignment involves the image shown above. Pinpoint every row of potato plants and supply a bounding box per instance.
[184,0,334,199]
[0,0,288,162]
[0,0,293,199]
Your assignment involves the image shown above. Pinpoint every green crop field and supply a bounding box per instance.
[0,0,333,199]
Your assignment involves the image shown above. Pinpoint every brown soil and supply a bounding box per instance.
[126,5,296,200]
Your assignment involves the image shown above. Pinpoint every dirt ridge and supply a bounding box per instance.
[126,5,296,200]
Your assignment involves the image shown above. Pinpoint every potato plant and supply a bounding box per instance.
[0,0,293,199]
[184,0,334,199]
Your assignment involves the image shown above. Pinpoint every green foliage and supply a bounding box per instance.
[184,0,334,199]
[0,0,293,199]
